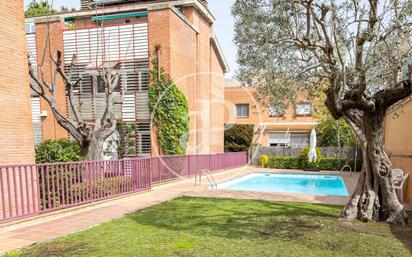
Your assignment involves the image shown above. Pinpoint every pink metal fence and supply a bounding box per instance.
[0,158,151,223]
[151,152,248,184]
[0,152,247,223]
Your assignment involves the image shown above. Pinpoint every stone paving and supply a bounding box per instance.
[0,166,406,254]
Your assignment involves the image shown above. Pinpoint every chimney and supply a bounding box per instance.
[80,0,92,10]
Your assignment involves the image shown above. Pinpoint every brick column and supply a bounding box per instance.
[35,20,68,140]
[0,1,35,164]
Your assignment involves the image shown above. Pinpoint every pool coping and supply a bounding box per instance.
[215,172,350,197]
[183,167,359,206]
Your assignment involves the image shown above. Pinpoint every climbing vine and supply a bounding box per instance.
[148,58,190,155]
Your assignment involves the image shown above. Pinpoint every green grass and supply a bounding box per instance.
[6,197,412,257]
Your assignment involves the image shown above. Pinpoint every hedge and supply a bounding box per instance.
[267,156,362,171]
[268,156,301,169]
[318,157,362,171]
[299,146,321,169]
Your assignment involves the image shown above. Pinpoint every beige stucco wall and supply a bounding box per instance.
[384,98,412,203]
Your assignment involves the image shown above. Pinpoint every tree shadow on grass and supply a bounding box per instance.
[15,240,93,257]
[390,211,412,254]
[129,196,339,241]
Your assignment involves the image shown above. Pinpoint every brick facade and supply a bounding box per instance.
[28,1,227,156]
[148,6,225,154]
[0,1,35,164]
[0,1,36,219]
[224,82,318,147]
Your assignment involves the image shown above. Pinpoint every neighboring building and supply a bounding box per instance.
[224,80,319,147]
[0,0,37,221]
[0,1,35,163]
[25,0,228,156]
[384,97,412,203]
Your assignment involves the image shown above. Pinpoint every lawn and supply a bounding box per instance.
[6,197,412,257]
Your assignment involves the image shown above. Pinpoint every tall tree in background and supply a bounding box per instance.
[25,0,76,17]
[224,124,254,152]
[25,0,56,17]
[316,115,356,147]
[233,0,412,224]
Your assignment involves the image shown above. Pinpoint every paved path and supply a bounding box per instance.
[0,166,247,253]
[1,166,401,254]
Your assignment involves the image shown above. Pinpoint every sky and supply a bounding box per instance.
[24,0,238,78]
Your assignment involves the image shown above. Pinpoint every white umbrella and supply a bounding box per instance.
[308,128,317,163]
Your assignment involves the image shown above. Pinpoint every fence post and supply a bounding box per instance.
[187,155,191,176]
[89,162,93,202]
[148,158,152,189]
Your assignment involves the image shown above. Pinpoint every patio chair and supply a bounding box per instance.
[391,169,409,203]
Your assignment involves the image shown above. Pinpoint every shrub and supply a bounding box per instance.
[35,139,84,163]
[299,146,321,169]
[224,124,254,152]
[72,176,134,201]
[40,173,135,209]
[318,158,363,171]
[260,155,269,167]
[268,156,300,169]
[149,58,189,155]
[318,158,346,170]
[348,158,363,171]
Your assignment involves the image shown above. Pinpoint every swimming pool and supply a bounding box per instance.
[217,173,349,196]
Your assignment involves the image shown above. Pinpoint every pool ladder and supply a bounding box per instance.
[195,169,217,189]
[337,165,352,178]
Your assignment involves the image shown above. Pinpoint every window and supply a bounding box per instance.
[120,60,149,93]
[268,132,309,147]
[236,104,249,117]
[95,75,121,94]
[137,123,151,155]
[295,102,312,116]
[269,104,286,117]
[79,74,93,94]
[138,71,149,91]
[26,23,35,34]
[268,132,289,147]
[290,133,309,147]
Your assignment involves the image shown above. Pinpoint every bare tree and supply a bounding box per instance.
[28,50,120,160]
[233,0,412,224]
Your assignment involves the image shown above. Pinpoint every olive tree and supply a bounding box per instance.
[233,0,412,224]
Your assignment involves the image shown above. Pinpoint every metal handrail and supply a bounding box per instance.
[195,169,217,189]
[337,165,352,178]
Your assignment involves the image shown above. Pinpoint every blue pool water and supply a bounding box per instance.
[217,173,349,196]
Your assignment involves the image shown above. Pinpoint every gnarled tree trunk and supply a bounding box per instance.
[80,130,115,160]
[336,97,410,225]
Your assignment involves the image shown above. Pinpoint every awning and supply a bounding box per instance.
[91,11,148,21]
